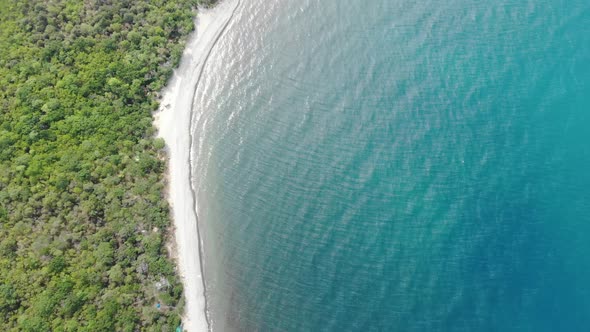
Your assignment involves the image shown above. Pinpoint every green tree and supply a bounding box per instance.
[0,0,205,329]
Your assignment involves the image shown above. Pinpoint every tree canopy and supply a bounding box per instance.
[0,0,205,330]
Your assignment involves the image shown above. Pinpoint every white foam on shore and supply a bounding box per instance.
[153,1,239,331]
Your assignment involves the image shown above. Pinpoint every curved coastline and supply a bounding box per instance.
[154,0,240,330]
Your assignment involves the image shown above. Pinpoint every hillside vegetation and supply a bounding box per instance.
[0,0,204,330]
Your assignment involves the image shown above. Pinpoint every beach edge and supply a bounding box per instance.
[153,1,239,330]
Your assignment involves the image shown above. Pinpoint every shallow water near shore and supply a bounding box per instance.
[191,0,590,330]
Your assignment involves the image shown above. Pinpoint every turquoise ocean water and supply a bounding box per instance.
[191,0,590,330]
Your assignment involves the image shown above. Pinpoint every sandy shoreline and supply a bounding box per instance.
[153,1,239,331]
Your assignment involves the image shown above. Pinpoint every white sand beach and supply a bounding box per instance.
[153,1,239,330]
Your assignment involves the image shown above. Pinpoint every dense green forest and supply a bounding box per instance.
[0,0,208,330]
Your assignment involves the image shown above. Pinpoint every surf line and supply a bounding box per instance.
[186,0,242,330]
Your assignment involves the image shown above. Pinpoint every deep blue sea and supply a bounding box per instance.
[191,0,590,330]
